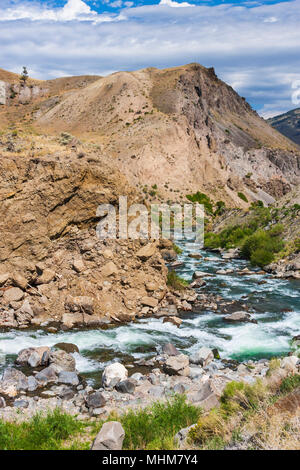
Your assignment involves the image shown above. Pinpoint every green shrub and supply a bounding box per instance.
[186,192,213,214]
[279,374,300,394]
[172,243,183,255]
[237,192,248,203]
[214,201,226,216]
[241,226,284,267]
[121,395,201,450]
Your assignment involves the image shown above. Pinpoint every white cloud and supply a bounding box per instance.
[159,0,195,7]
[0,0,116,22]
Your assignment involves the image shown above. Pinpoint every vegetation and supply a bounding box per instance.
[20,66,29,86]
[120,394,201,450]
[172,243,183,255]
[186,192,213,214]
[189,374,300,450]
[237,191,248,202]
[167,270,189,290]
[0,409,84,450]
[204,203,287,267]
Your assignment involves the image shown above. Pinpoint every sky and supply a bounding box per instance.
[0,0,299,117]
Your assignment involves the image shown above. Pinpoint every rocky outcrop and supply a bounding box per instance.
[91,422,125,450]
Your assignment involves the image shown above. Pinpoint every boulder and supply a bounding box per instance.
[49,349,76,372]
[136,243,157,260]
[115,379,136,394]
[163,354,190,376]
[190,279,206,288]
[102,362,128,388]
[91,421,125,450]
[36,269,56,285]
[190,347,214,367]
[65,296,94,314]
[58,371,79,386]
[187,380,220,411]
[86,392,106,409]
[3,287,24,303]
[163,316,182,327]
[162,343,180,356]
[188,253,202,259]
[0,273,10,287]
[27,376,38,392]
[12,273,28,290]
[192,271,212,279]
[141,296,158,308]
[72,257,86,273]
[0,368,28,397]
[53,343,79,354]
[174,424,197,448]
[35,366,58,385]
[16,346,50,368]
[223,311,256,324]
[101,261,118,278]
[13,399,29,409]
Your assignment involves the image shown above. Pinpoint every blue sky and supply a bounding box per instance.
[0,0,299,117]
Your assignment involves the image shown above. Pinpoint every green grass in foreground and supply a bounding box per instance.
[167,270,189,290]
[0,408,85,450]
[0,395,201,451]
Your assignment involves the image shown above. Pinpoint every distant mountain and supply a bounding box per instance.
[268,108,300,146]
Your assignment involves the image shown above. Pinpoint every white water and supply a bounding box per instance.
[0,242,299,381]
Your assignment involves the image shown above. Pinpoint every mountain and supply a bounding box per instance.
[268,108,300,147]
[1,63,300,208]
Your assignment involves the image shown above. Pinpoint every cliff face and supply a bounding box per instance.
[0,141,172,329]
[268,108,300,147]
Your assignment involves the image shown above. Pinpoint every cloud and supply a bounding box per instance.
[159,0,195,7]
[0,0,299,116]
[0,0,117,22]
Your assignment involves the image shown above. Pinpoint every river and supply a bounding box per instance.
[0,239,299,386]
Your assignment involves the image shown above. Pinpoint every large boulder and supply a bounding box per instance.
[57,371,79,386]
[49,349,76,372]
[281,356,299,374]
[3,287,24,303]
[136,243,157,260]
[35,366,58,385]
[115,379,136,394]
[102,362,128,388]
[0,368,28,397]
[187,380,220,411]
[223,312,257,324]
[53,343,79,354]
[85,392,106,409]
[91,421,125,450]
[163,354,190,376]
[16,346,50,368]
[190,347,214,367]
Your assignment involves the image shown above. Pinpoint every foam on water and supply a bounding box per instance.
[0,241,299,377]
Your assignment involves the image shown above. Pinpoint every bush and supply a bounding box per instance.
[279,374,300,394]
[120,395,201,450]
[241,226,284,267]
[186,192,213,214]
[237,192,248,202]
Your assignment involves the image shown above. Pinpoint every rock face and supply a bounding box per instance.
[0,151,168,328]
[91,421,125,450]
[268,108,300,146]
[102,363,128,388]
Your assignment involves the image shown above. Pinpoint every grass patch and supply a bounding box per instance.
[120,394,202,450]
[167,271,189,290]
[279,374,300,394]
[0,409,85,450]
[172,243,183,255]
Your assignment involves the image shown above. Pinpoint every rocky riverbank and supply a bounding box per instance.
[0,340,299,428]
